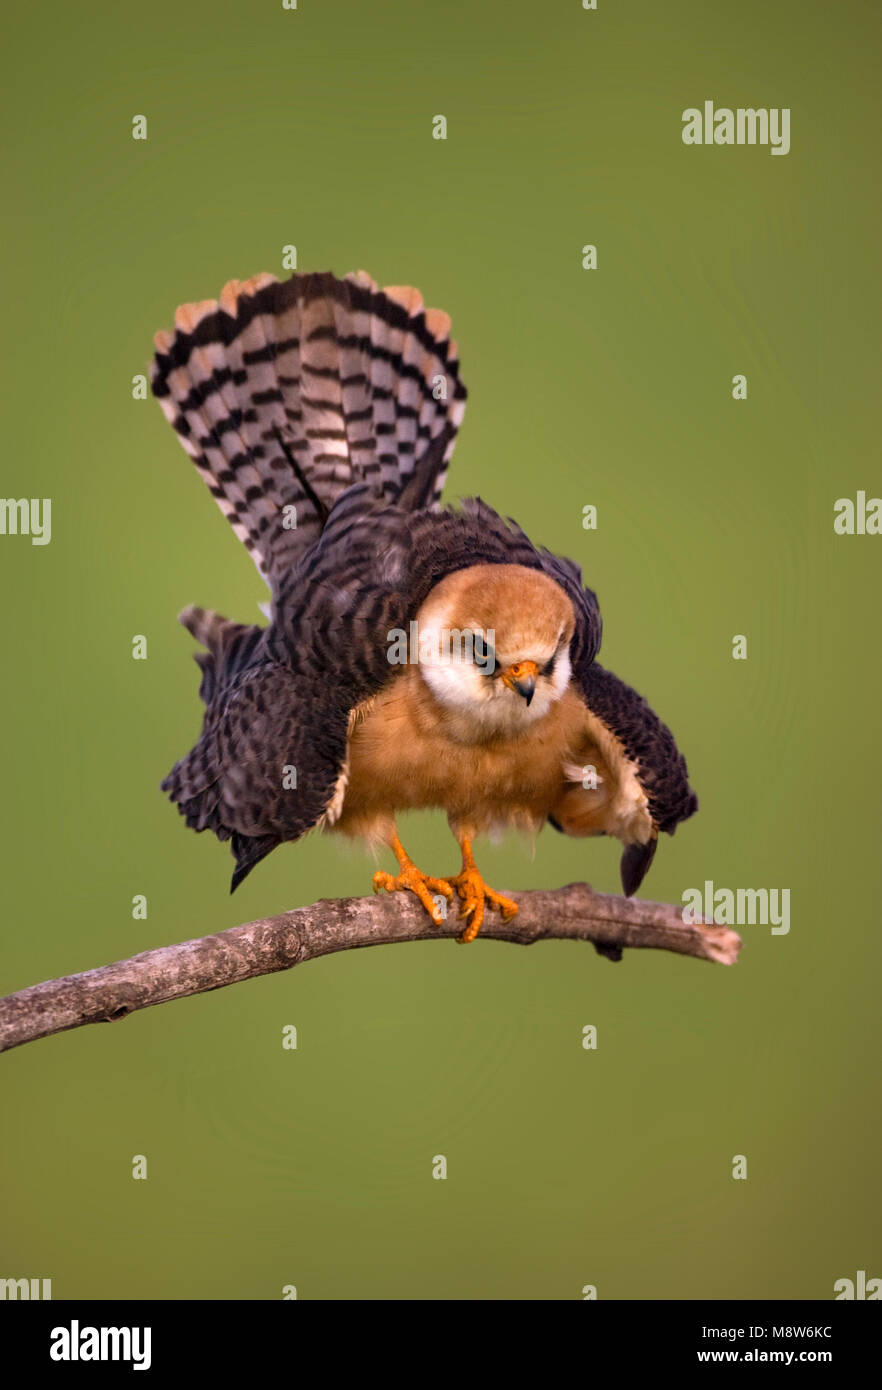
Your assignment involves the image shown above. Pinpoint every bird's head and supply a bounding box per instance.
[414,563,576,739]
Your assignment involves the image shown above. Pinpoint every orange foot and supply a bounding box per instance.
[443,840,519,943]
[373,837,453,926]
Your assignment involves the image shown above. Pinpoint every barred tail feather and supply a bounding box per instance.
[151,271,467,590]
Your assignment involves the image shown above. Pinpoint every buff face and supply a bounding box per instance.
[415,565,575,740]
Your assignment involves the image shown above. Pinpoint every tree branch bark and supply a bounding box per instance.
[0,884,741,1053]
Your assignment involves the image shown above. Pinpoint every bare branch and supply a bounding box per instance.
[0,884,741,1053]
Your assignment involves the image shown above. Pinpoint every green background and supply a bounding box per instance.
[2,0,879,1300]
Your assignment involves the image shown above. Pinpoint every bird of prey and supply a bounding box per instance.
[151,270,697,941]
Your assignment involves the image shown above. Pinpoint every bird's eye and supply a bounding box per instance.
[470,632,498,675]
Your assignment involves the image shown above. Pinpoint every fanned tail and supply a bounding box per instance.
[151,270,467,591]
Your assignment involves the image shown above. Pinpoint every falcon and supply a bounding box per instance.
[151,270,697,942]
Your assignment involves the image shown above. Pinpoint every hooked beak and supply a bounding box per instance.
[620,837,658,897]
[502,660,537,705]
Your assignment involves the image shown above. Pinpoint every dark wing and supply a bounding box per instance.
[572,660,698,835]
[161,612,351,890]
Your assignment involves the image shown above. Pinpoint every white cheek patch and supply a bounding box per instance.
[420,661,568,739]
[421,659,489,711]
[551,647,572,702]
[415,602,575,737]
[416,618,499,712]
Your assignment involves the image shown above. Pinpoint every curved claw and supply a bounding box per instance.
[372,865,452,926]
[443,867,519,943]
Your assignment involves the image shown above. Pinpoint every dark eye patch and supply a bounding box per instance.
[470,632,498,675]
[540,636,566,678]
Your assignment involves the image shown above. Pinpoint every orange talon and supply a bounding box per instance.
[443,838,519,943]
[373,837,453,926]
